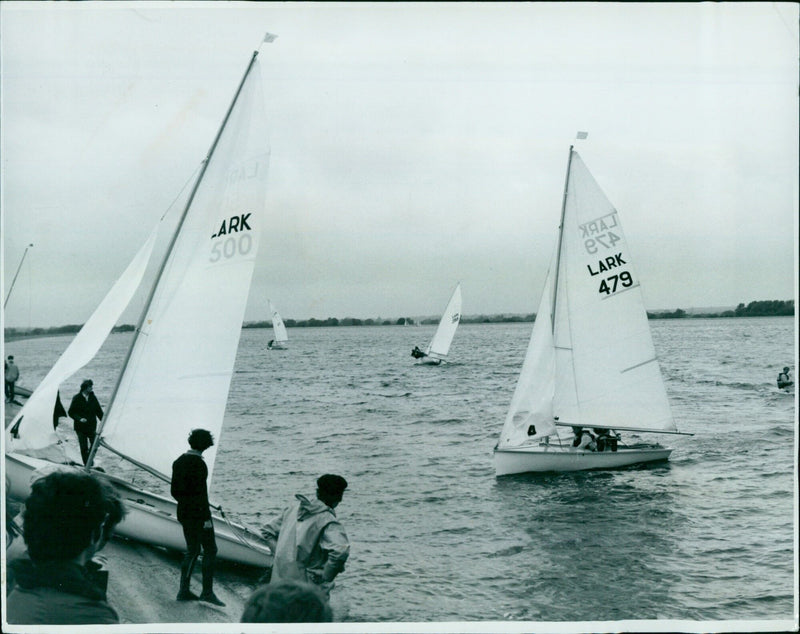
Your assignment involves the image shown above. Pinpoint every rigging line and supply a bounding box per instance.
[160,163,204,222]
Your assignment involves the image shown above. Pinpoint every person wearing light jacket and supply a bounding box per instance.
[260,474,350,597]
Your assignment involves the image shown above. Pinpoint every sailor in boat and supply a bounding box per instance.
[67,379,104,466]
[171,429,225,606]
[411,345,427,359]
[571,427,597,451]
[268,339,275,349]
[593,428,620,452]
[777,366,793,390]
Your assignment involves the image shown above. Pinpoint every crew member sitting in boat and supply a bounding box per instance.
[267,340,275,349]
[571,427,597,451]
[411,346,427,359]
[777,366,792,390]
[593,428,619,452]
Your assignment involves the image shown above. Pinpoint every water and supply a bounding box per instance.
[4,317,796,626]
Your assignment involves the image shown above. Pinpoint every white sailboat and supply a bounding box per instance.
[412,283,462,365]
[266,300,288,350]
[6,37,276,567]
[494,145,690,476]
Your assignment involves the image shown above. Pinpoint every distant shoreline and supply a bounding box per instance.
[3,300,794,342]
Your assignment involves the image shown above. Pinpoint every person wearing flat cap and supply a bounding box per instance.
[68,380,104,465]
[260,474,350,598]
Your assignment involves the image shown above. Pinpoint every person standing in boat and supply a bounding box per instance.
[777,366,792,389]
[171,428,225,606]
[68,379,104,465]
[5,354,20,402]
[260,474,350,599]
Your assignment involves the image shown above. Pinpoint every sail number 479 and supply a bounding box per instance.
[598,271,633,296]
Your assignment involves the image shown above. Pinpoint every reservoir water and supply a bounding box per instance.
[4,316,796,626]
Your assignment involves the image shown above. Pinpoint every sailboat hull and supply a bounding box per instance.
[493,444,672,476]
[6,453,272,568]
[417,356,443,366]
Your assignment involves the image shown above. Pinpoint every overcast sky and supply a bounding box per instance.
[2,1,798,328]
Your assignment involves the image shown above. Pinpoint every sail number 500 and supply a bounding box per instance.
[209,234,253,262]
[598,271,633,296]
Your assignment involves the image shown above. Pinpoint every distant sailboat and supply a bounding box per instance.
[494,145,690,476]
[412,283,462,365]
[6,37,276,566]
[266,300,288,350]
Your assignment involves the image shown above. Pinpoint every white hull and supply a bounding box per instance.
[417,355,443,366]
[267,342,288,350]
[6,453,272,568]
[494,443,672,476]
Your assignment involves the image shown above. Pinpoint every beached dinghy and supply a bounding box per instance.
[412,283,462,365]
[494,143,691,476]
[266,300,289,350]
[5,37,277,567]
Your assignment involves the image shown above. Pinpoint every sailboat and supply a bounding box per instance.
[494,145,690,476]
[412,283,462,365]
[266,300,288,350]
[5,37,277,567]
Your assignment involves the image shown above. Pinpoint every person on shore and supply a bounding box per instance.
[5,354,20,402]
[260,474,350,598]
[68,379,104,465]
[241,580,333,623]
[777,366,793,390]
[6,471,125,625]
[171,428,224,606]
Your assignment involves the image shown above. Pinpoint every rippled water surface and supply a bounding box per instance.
[5,316,796,627]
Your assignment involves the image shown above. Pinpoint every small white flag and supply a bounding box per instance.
[263,32,278,43]
[576,131,588,139]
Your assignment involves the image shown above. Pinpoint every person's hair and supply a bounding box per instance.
[23,471,124,562]
[316,474,347,506]
[240,581,333,623]
[188,428,214,451]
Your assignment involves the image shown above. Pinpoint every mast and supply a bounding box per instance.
[4,244,33,309]
[85,43,267,473]
[550,145,573,331]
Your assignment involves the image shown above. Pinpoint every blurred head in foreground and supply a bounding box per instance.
[241,581,333,623]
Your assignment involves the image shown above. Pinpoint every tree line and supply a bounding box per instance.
[3,299,793,340]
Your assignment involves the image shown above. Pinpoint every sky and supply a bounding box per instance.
[1,1,798,328]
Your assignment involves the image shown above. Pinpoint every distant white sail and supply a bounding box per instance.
[425,283,462,359]
[268,300,288,344]
[6,228,158,451]
[100,59,270,480]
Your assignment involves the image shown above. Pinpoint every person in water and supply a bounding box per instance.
[68,379,104,465]
[411,346,427,359]
[777,366,792,389]
[171,428,224,605]
[260,474,350,598]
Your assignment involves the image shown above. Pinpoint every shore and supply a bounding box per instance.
[102,536,262,625]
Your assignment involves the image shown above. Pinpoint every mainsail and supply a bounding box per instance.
[98,56,270,481]
[497,149,675,450]
[269,300,288,344]
[425,282,462,359]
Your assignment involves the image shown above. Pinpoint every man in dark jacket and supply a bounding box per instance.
[68,379,104,465]
[171,428,224,606]
[6,470,125,625]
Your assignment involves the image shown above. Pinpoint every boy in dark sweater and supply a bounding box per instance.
[171,428,224,605]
